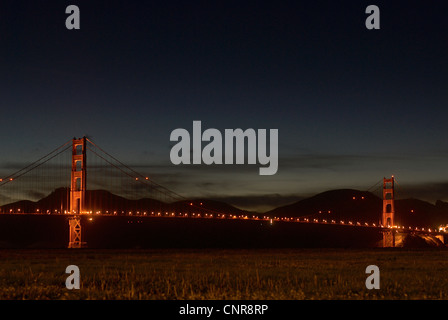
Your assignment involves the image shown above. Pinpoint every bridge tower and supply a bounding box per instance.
[382,176,395,247]
[68,137,87,248]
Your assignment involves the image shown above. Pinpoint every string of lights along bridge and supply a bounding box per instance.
[0,137,446,248]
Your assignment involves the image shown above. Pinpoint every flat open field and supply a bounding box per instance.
[0,248,447,300]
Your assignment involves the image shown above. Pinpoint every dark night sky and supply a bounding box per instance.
[0,1,447,211]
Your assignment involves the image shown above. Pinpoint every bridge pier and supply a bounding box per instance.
[382,230,395,247]
[436,234,446,245]
[68,217,84,248]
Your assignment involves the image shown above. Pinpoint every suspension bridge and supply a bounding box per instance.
[0,137,446,248]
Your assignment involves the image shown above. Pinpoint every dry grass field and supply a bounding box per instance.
[0,248,447,300]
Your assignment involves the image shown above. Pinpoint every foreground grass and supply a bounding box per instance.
[0,248,447,300]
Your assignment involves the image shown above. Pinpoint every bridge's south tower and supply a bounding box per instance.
[382,176,395,227]
[382,176,395,247]
[68,137,87,248]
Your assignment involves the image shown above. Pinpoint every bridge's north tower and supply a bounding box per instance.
[382,176,395,247]
[382,176,395,227]
[68,137,87,248]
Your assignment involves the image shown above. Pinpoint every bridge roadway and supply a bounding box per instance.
[1,210,446,236]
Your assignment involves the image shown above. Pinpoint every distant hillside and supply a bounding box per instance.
[0,188,250,216]
[266,189,448,228]
[0,188,447,249]
[394,198,446,228]
[2,188,448,228]
[266,189,381,221]
[173,199,254,216]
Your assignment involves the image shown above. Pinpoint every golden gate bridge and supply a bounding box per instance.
[0,137,446,248]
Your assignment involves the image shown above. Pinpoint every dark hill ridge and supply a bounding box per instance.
[266,189,448,228]
[267,189,381,222]
[1,188,448,228]
[173,199,253,216]
[0,188,447,249]
[0,188,251,216]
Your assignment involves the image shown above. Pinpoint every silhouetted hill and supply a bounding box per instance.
[436,200,448,212]
[0,188,447,248]
[394,198,445,228]
[266,189,381,222]
[0,188,250,216]
[173,199,254,216]
[266,189,448,228]
[2,188,448,228]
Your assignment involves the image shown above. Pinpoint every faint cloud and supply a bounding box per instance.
[280,153,405,171]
